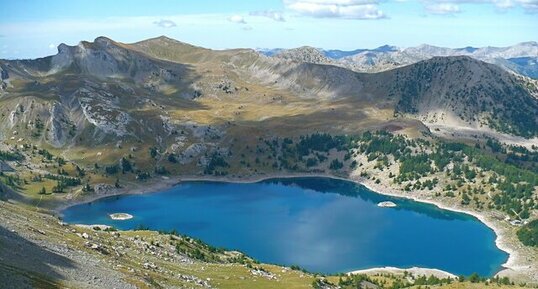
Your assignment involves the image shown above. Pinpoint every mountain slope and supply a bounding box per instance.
[368,56,538,137]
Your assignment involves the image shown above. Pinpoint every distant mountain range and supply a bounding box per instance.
[258,42,538,78]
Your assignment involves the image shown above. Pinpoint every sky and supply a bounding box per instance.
[0,0,537,59]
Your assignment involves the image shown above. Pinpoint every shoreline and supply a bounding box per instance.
[353,177,528,279]
[53,172,534,281]
[348,266,457,279]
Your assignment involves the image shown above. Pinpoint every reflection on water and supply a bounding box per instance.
[270,178,467,221]
[62,177,507,276]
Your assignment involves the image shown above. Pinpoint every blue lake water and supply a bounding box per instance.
[61,177,508,276]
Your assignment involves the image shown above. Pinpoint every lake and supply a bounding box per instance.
[61,177,508,276]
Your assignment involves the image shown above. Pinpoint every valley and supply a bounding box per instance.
[0,36,537,288]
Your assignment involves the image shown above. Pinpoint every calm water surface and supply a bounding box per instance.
[62,177,508,276]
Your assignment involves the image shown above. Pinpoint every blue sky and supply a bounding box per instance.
[0,0,537,59]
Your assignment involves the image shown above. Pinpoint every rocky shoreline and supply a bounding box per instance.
[354,175,537,283]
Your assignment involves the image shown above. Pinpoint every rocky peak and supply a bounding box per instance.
[57,43,72,54]
[50,37,132,77]
[93,36,118,49]
[404,44,454,57]
[134,35,202,51]
[94,36,115,46]
[373,45,399,53]
[50,43,75,72]
[275,46,334,65]
[154,35,176,42]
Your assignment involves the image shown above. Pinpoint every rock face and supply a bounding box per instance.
[50,37,187,87]
[77,88,132,137]
[179,143,207,164]
[0,65,7,92]
[0,37,201,147]
[0,66,8,80]
[48,102,71,147]
[50,43,76,72]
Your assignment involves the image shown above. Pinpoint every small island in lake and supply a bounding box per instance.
[377,201,397,208]
[109,213,133,220]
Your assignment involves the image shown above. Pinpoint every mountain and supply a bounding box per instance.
[373,56,538,137]
[469,41,538,59]
[258,45,400,60]
[263,42,538,78]
[274,46,334,64]
[0,36,537,158]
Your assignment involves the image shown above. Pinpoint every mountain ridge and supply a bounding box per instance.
[259,41,538,78]
[0,36,537,152]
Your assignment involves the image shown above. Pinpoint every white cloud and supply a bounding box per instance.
[512,0,538,12]
[227,15,247,24]
[493,0,514,9]
[420,0,538,14]
[48,43,56,49]
[425,2,461,14]
[490,0,538,11]
[153,19,177,28]
[249,10,286,21]
[284,0,385,19]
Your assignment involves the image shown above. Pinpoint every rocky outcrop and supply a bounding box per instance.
[275,46,335,65]
[77,88,131,136]
[0,64,8,92]
[48,103,71,147]
[178,143,206,164]
[50,37,186,88]
[50,43,75,72]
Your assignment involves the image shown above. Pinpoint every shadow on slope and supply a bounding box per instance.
[0,226,75,288]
